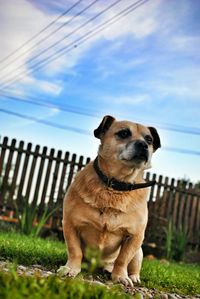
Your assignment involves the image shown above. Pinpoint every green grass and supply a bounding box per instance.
[0,271,130,299]
[141,259,200,296]
[0,231,66,269]
[0,231,200,297]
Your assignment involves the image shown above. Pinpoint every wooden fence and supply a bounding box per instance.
[0,136,200,246]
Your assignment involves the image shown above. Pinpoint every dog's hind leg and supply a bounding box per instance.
[128,247,143,283]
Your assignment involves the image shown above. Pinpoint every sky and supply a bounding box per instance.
[0,0,200,183]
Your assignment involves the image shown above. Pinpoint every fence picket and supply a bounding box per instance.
[16,142,32,209]
[49,150,62,208]
[1,139,16,208]
[39,148,55,211]
[25,145,40,201]
[67,154,77,189]
[166,178,175,219]
[57,151,69,204]
[7,141,24,207]
[160,176,169,218]
[32,146,47,208]
[0,137,8,179]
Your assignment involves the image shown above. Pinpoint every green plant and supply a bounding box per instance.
[164,219,174,260]
[164,219,188,261]
[173,224,188,261]
[82,247,103,274]
[0,270,131,299]
[15,199,58,238]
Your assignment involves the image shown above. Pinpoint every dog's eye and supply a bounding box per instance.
[145,135,153,145]
[116,128,131,139]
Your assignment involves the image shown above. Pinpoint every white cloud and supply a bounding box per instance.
[101,94,151,105]
[28,78,63,95]
[142,68,200,101]
[0,0,163,90]
[0,0,53,83]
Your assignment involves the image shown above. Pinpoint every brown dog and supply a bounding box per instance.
[58,115,161,287]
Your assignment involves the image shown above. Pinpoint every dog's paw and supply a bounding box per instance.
[129,274,141,284]
[111,273,133,288]
[57,265,81,277]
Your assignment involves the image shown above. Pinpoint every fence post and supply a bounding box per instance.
[39,148,55,211]
[67,154,77,189]
[7,140,24,208]
[25,145,40,202]
[1,138,16,209]
[32,146,48,208]
[16,142,32,209]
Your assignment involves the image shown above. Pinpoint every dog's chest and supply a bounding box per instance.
[82,206,140,234]
[98,208,120,231]
[76,201,147,252]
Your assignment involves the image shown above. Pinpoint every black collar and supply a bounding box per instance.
[93,157,156,191]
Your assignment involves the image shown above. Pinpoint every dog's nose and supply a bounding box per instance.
[135,140,148,150]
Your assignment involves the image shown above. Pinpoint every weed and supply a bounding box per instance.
[15,198,58,237]
[164,219,174,260]
[164,219,188,261]
[82,247,103,274]
[0,270,131,299]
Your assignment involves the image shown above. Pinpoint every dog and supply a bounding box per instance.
[58,115,161,287]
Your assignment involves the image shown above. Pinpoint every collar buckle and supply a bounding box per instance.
[108,178,115,188]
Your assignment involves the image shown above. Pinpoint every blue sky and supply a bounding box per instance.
[0,0,200,182]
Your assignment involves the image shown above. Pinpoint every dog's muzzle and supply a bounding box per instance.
[120,140,149,164]
[132,140,149,162]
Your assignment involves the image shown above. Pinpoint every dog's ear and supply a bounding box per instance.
[94,115,115,139]
[148,127,161,151]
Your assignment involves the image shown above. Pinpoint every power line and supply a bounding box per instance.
[0,0,123,85]
[0,91,100,118]
[1,91,200,136]
[163,147,200,157]
[0,0,83,65]
[0,107,200,156]
[0,0,148,89]
[0,0,98,75]
[0,108,90,136]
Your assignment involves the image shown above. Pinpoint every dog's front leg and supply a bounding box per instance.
[58,221,82,277]
[111,233,144,287]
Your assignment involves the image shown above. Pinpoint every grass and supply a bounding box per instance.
[141,259,200,296]
[0,271,130,299]
[0,231,200,297]
[0,231,66,269]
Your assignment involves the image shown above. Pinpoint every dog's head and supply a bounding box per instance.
[94,115,161,170]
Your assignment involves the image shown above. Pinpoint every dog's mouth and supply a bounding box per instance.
[121,152,148,164]
[132,153,148,163]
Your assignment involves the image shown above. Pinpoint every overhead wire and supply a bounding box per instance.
[0,91,200,136]
[0,108,90,136]
[0,0,148,89]
[0,107,200,156]
[0,0,84,66]
[0,91,100,118]
[0,0,99,74]
[0,0,122,83]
